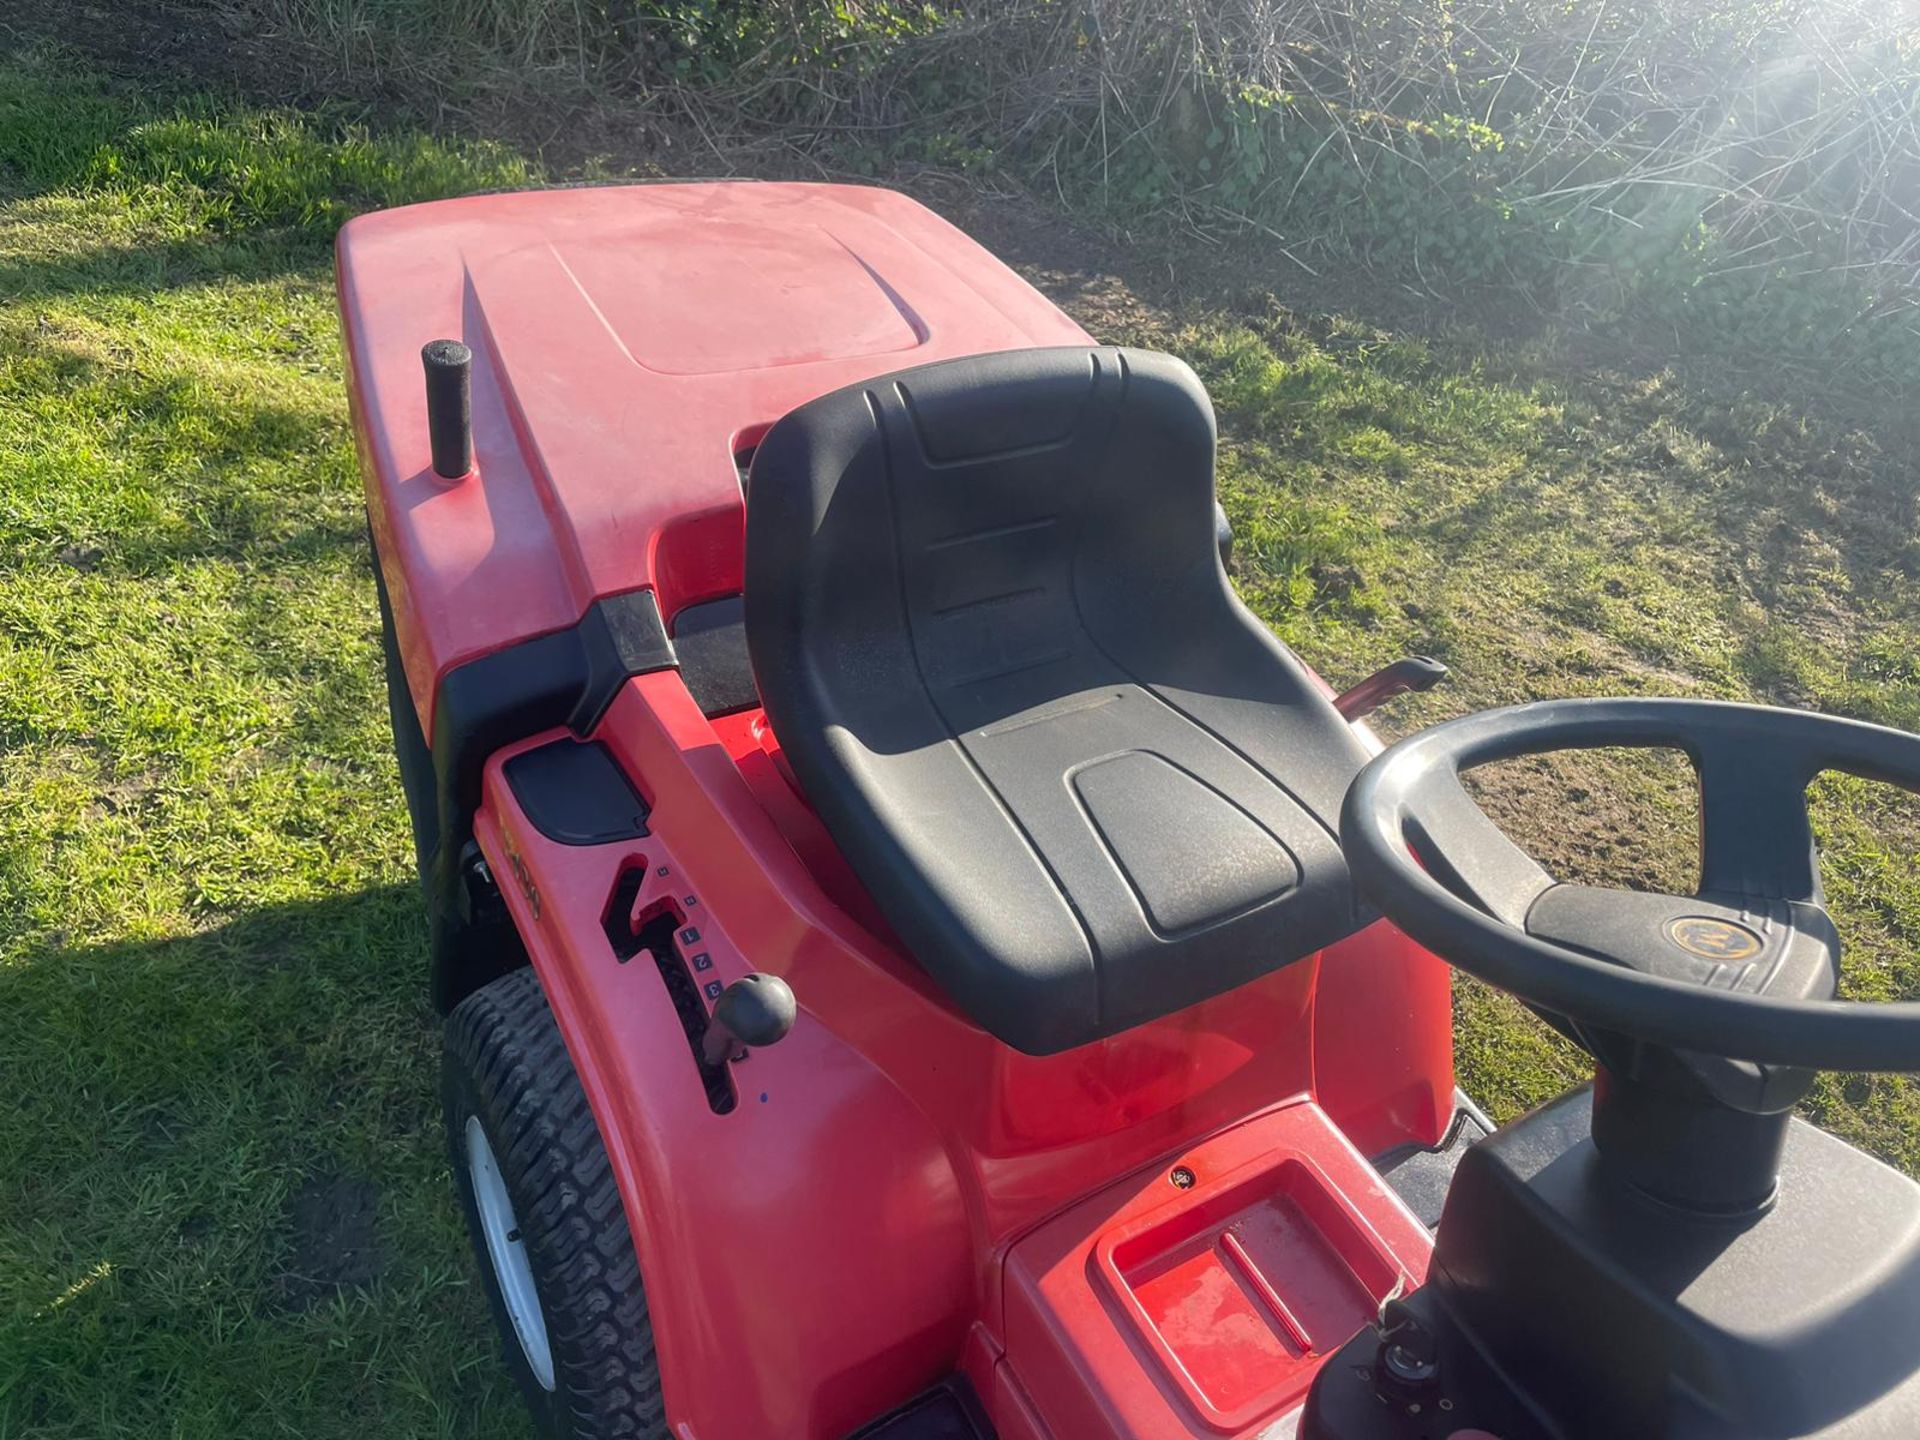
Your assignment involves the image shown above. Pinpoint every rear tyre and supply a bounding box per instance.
[444,967,667,1438]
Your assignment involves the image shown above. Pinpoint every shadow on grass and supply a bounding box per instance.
[0,886,530,1438]
[0,230,331,306]
[0,884,433,1262]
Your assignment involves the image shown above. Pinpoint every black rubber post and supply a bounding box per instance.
[422,339,473,480]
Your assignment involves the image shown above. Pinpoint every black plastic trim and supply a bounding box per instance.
[1307,1089,1920,1439]
[570,588,676,736]
[847,1377,994,1440]
[369,551,679,1013]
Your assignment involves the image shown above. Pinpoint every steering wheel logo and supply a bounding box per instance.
[1666,916,1763,962]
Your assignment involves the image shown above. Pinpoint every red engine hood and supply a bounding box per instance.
[336,182,1091,729]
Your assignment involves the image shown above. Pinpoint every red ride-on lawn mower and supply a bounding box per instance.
[339,183,1920,1440]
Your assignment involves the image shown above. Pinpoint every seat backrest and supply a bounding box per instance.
[745,347,1369,1052]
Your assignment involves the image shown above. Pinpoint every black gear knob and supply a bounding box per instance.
[701,973,797,1065]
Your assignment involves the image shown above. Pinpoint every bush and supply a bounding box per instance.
[234,0,1920,380]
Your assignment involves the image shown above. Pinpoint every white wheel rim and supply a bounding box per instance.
[466,1116,556,1390]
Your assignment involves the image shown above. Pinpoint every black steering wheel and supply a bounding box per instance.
[1342,698,1920,1075]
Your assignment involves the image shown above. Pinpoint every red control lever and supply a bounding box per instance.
[1334,656,1448,722]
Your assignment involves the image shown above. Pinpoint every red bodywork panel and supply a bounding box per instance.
[341,183,1456,1439]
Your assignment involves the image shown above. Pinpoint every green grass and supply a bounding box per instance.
[2,48,1919,1438]
[0,58,536,1439]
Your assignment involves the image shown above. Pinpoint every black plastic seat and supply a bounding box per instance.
[744,347,1371,1054]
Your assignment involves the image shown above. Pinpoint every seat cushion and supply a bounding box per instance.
[744,346,1371,1054]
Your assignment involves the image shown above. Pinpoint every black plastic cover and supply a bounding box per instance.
[503,738,650,845]
[744,346,1371,1054]
[1440,1089,1920,1437]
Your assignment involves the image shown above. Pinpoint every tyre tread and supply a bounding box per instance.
[446,967,666,1437]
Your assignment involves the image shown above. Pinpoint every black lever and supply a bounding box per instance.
[701,973,797,1065]
[1334,656,1448,721]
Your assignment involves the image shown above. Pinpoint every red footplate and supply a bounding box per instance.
[1001,1101,1433,1438]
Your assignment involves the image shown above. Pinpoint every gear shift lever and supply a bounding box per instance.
[702,974,797,1065]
